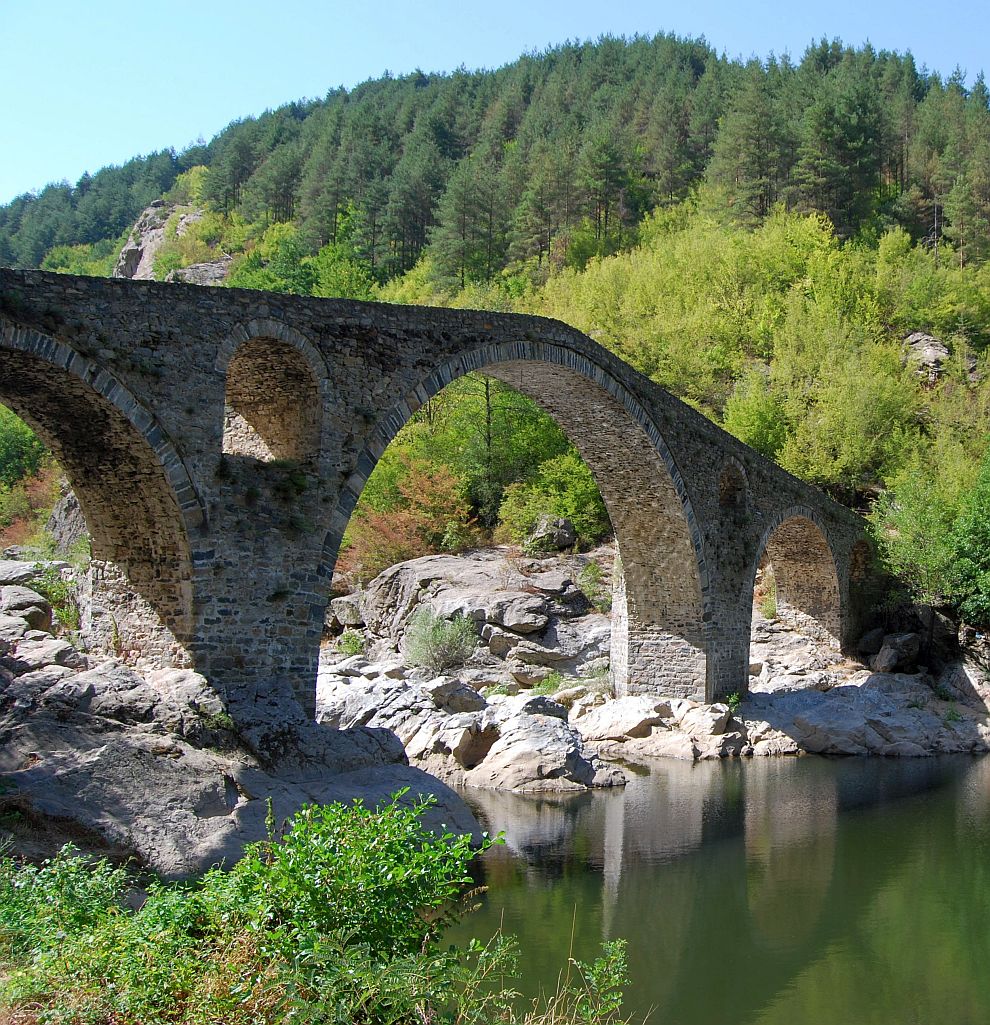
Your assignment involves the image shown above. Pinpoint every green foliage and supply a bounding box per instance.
[31,568,80,631]
[578,560,613,613]
[41,231,128,277]
[0,406,45,488]
[234,791,494,957]
[722,369,787,459]
[759,579,778,620]
[404,607,477,673]
[305,240,376,299]
[167,165,209,205]
[950,448,990,623]
[337,628,365,656]
[726,691,742,714]
[529,671,568,695]
[0,844,128,963]
[499,451,610,549]
[4,795,583,1025]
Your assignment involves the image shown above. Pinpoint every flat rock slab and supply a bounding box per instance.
[0,561,40,586]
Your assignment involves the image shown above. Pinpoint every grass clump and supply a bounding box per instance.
[337,628,365,656]
[578,560,613,613]
[405,606,477,673]
[0,793,635,1025]
[31,567,80,631]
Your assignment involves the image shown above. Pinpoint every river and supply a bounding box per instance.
[448,755,990,1024]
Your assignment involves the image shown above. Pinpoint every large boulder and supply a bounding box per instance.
[0,561,40,587]
[575,695,672,742]
[0,585,52,632]
[316,658,622,793]
[46,487,88,555]
[526,516,577,552]
[0,648,478,877]
[871,632,921,674]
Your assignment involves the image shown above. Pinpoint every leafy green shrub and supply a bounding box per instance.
[0,844,128,963]
[498,450,610,549]
[0,787,637,1023]
[337,629,365,656]
[0,406,46,489]
[31,567,80,631]
[405,606,477,672]
[530,670,568,695]
[235,791,493,957]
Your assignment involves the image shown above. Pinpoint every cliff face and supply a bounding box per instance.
[112,202,229,284]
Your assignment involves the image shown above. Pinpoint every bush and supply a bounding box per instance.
[337,628,365,655]
[0,795,634,1024]
[405,606,477,672]
[31,567,80,631]
[578,560,613,613]
[498,450,610,549]
[0,406,46,488]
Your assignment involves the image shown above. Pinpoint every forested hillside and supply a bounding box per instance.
[4,34,990,279]
[3,33,990,619]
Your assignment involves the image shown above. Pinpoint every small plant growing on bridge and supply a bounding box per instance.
[579,560,613,613]
[726,691,742,714]
[405,607,477,673]
[758,577,778,620]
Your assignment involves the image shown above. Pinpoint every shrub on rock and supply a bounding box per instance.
[405,607,477,673]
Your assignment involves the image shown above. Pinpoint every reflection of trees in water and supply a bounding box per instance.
[744,762,838,950]
[455,757,990,1024]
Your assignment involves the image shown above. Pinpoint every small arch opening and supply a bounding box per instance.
[718,461,747,511]
[766,516,841,645]
[748,512,843,698]
[223,338,321,462]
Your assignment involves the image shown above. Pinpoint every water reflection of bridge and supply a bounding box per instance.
[461,757,979,1024]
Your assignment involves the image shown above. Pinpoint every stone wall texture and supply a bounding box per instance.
[0,270,880,713]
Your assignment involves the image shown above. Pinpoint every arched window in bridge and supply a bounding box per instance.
[223,338,321,462]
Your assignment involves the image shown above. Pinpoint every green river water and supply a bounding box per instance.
[448,755,990,1025]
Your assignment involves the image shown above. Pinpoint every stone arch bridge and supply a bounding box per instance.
[0,269,878,716]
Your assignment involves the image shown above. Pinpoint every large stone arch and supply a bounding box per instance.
[216,318,328,466]
[325,338,712,701]
[0,326,204,668]
[749,505,842,647]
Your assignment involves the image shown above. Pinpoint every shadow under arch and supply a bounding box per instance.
[324,338,713,700]
[0,326,205,667]
[748,504,842,647]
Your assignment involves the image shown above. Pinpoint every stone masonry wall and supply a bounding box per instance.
[0,270,877,715]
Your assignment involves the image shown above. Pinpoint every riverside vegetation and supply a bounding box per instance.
[0,793,632,1024]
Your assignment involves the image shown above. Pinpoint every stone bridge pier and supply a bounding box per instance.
[0,270,880,717]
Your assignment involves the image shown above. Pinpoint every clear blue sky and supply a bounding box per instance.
[2,0,988,205]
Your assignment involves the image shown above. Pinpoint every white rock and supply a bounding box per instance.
[575,695,672,742]
[677,703,731,737]
[0,560,40,586]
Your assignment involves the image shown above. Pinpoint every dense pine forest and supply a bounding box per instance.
[4,32,990,619]
[4,35,990,275]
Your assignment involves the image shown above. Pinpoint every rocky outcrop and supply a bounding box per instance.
[113,202,230,285]
[0,559,479,877]
[904,331,979,385]
[165,255,233,286]
[45,483,87,555]
[316,656,624,792]
[334,548,612,690]
[113,201,177,280]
